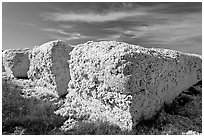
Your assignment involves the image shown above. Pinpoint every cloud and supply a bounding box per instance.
[41,10,147,23]
[41,28,87,41]
[99,11,201,55]
[104,12,201,44]
[41,28,70,35]
[39,3,201,54]
[65,33,87,40]
[59,24,73,29]
[137,13,201,45]
[97,34,122,41]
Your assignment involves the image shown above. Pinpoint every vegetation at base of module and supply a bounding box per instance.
[3,121,131,135]
[161,81,202,134]
[194,80,202,86]
[2,79,65,135]
[185,81,202,96]
[58,121,130,135]
[3,119,59,135]
[164,81,201,117]
[128,80,202,135]
[2,81,202,135]
[132,109,166,135]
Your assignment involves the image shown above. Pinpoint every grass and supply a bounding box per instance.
[2,81,202,135]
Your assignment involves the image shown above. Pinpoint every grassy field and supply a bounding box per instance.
[2,81,202,135]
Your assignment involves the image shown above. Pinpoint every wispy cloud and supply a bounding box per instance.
[41,28,87,41]
[65,33,87,40]
[104,12,201,44]
[59,24,73,29]
[3,2,201,54]
[97,34,122,41]
[136,13,201,45]
[41,10,147,23]
[99,11,201,55]
[41,28,70,35]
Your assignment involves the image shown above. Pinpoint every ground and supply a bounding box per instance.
[2,78,202,135]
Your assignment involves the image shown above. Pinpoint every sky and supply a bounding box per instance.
[2,2,202,54]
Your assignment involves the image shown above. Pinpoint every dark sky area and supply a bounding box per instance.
[2,2,202,54]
